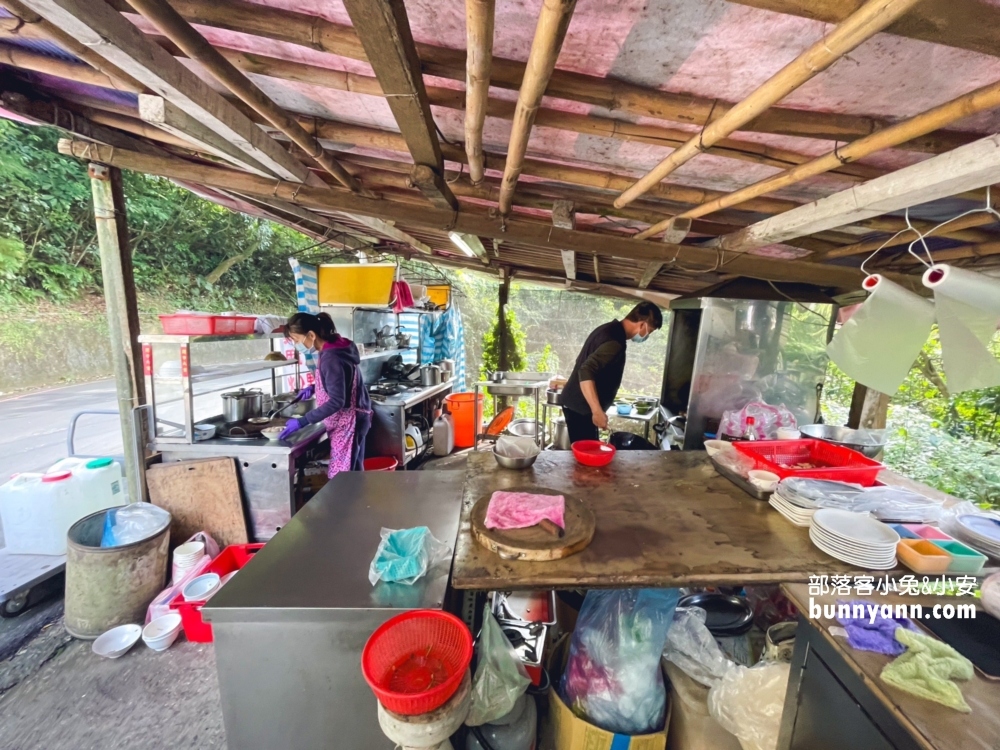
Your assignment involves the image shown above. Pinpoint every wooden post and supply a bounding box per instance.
[91,163,145,502]
[847,382,889,430]
[497,269,511,372]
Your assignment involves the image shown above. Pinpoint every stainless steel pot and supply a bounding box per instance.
[221,388,263,423]
[546,388,562,406]
[507,418,539,439]
[420,365,442,386]
[270,391,316,417]
[552,416,571,450]
[438,359,455,377]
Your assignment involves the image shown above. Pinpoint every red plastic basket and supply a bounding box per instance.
[159,314,257,336]
[362,610,473,716]
[169,543,264,642]
[572,439,616,467]
[734,439,883,486]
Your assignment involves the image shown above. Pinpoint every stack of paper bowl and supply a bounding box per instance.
[172,541,205,581]
[809,508,899,570]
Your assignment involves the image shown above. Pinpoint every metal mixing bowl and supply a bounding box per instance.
[493,448,538,470]
[799,424,887,458]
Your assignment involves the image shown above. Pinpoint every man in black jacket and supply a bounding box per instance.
[559,301,663,444]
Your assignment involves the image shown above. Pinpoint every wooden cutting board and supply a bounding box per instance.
[470,488,595,561]
[146,457,250,548]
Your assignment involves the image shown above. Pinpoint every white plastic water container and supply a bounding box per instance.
[0,458,125,555]
[49,457,126,508]
[433,413,455,456]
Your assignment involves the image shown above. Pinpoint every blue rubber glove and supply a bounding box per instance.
[299,385,315,400]
[278,418,304,441]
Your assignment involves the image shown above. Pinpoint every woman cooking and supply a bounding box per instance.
[278,312,372,475]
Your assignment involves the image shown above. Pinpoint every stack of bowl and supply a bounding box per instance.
[142,613,183,652]
[172,541,205,582]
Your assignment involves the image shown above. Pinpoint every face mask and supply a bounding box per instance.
[295,341,316,355]
[631,326,649,344]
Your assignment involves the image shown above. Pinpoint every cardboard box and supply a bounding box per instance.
[547,686,669,750]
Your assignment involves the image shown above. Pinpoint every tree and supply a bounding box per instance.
[480,307,526,378]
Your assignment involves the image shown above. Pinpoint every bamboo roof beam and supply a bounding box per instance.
[103,0,971,155]
[341,0,456,210]
[0,39,142,92]
[614,0,924,209]
[0,0,143,93]
[637,218,692,289]
[464,0,493,185]
[810,211,1000,261]
[498,0,577,215]
[714,133,1000,253]
[730,0,1000,61]
[647,77,1000,237]
[57,138,890,291]
[124,0,361,192]
[17,0,315,184]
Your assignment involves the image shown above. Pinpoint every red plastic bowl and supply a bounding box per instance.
[362,610,473,716]
[572,439,617,467]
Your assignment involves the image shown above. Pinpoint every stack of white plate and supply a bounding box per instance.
[953,515,1000,559]
[769,494,815,527]
[809,508,899,570]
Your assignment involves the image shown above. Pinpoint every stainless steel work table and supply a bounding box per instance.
[202,469,465,750]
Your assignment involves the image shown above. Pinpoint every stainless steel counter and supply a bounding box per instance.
[377,377,455,408]
[150,421,327,456]
[203,470,465,750]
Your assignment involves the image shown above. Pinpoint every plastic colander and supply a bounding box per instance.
[362,610,473,715]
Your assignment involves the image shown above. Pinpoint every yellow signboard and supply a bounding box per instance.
[317,263,396,306]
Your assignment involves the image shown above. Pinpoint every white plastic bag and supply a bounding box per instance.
[495,435,540,459]
[664,607,735,688]
[467,606,531,726]
[368,527,451,586]
[708,661,790,750]
[561,588,680,735]
[719,402,797,440]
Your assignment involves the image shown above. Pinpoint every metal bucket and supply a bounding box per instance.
[64,508,170,639]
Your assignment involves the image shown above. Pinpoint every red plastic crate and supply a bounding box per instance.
[159,314,257,336]
[734,439,884,486]
[169,543,264,642]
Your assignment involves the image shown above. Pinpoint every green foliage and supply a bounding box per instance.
[480,307,527,378]
[0,120,309,308]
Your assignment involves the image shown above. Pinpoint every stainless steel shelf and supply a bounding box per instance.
[153,358,296,384]
[138,332,285,344]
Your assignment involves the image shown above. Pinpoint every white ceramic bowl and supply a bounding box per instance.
[193,423,216,441]
[261,427,284,440]
[704,439,734,458]
[92,623,142,659]
[142,613,183,652]
[749,470,780,491]
[182,572,221,602]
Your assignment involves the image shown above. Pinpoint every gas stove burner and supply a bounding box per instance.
[369,380,425,399]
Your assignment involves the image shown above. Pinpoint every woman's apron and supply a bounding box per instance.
[315,355,373,478]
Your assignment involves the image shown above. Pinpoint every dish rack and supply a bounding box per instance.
[734,439,883,486]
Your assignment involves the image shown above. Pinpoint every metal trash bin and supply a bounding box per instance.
[64,507,170,639]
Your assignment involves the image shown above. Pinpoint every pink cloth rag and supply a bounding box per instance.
[485,491,565,531]
[391,281,414,313]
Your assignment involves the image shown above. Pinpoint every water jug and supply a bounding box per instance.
[0,472,78,555]
[434,412,455,456]
[49,457,126,507]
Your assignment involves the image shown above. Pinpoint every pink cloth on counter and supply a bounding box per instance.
[485,491,565,531]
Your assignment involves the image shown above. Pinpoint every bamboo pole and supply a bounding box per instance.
[498,0,577,215]
[0,41,142,92]
[465,0,494,185]
[0,0,144,93]
[125,0,365,193]
[812,211,1000,261]
[105,0,971,155]
[659,77,1000,232]
[614,0,925,209]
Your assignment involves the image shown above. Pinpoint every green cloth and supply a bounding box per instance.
[880,627,974,712]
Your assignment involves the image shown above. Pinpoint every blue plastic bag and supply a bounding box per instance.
[368,526,451,586]
[560,588,680,735]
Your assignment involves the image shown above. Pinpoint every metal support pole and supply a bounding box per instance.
[90,163,145,503]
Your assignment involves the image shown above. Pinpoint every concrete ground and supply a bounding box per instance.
[0,597,226,750]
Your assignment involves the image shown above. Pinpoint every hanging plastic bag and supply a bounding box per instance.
[561,588,680,735]
[368,527,451,586]
[708,661,790,750]
[664,607,735,688]
[467,606,531,726]
[100,503,171,548]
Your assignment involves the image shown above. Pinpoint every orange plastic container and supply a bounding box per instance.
[445,393,484,449]
[897,539,952,574]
